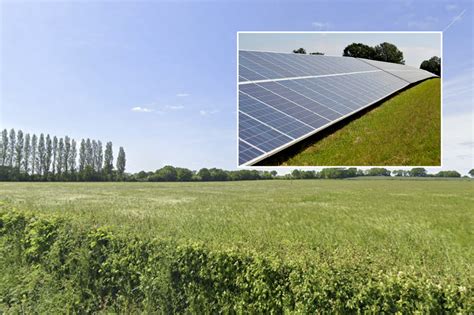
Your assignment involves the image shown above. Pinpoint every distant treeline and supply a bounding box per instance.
[0,128,126,181]
[1,128,472,182]
[1,163,472,183]
[134,166,469,182]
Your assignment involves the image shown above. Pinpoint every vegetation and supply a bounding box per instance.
[292,47,306,54]
[420,56,441,76]
[0,129,125,181]
[0,180,472,312]
[343,42,405,64]
[263,78,441,166]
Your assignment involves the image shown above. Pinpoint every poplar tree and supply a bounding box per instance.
[8,129,16,167]
[45,135,52,175]
[64,136,71,174]
[104,141,113,175]
[1,129,8,166]
[37,134,45,176]
[86,138,93,168]
[92,140,98,171]
[23,133,31,173]
[96,141,103,172]
[57,138,64,175]
[15,130,24,170]
[31,134,37,175]
[116,147,126,176]
[69,139,77,174]
[79,139,86,172]
[52,136,58,175]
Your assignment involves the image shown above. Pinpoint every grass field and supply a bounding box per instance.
[262,78,441,166]
[1,179,472,312]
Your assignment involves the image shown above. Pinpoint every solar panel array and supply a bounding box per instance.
[238,50,437,166]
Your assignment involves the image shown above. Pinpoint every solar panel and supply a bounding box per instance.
[358,58,436,83]
[238,50,438,166]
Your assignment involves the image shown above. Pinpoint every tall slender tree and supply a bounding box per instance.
[104,141,114,175]
[15,130,24,170]
[52,136,58,175]
[1,129,8,166]
[31,134,37,175]
[45,135,52,176]
[64,136,71,174]
[69,139,77,174]
[79,139,86,172]
[116,147,126,176]
[8,129,16,167]
[92,140,98,171]
[57,138,64,176]
[37,134,45,176]
[96,140,103,173]
[23,134,31,174]
[86,138,93,168]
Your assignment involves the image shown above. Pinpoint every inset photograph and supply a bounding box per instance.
[238,32,441,166]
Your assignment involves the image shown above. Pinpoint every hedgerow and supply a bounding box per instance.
[0,208,472,313]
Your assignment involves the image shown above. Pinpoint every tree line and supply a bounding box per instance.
[109,166,473,182]
[289,167,470,179]
[342,42,405,64]
[0,128,126,181]
[1,129,471,182]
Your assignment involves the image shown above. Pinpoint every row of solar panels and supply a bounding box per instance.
[238,50,437,166]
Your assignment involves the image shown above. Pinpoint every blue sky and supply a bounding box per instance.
[1,0,472,174]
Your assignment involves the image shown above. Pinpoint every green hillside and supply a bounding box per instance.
[261,78,441,166]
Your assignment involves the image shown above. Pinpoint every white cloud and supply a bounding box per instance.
[407,16,438,30]
[445,4,458,11]
[311,21,330,31]
[166,105,184,110]
[131,106,154,113]
[176,93,189,97]
[199,109,219,116]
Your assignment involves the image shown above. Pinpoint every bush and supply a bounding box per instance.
[0,208,472,313]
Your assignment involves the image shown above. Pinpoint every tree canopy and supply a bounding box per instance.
[420,56,441,76]
[343,42,405,64]
[0,128,125,181]
[292,48,307,54]
[343,43,375,59]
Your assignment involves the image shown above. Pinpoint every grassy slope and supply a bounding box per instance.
[0,180,472,278]
[272,78,441,166]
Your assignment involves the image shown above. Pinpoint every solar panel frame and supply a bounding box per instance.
[238,50,438,166]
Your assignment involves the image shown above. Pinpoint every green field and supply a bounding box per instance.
[262,78,441,166]
[1,180,472,312]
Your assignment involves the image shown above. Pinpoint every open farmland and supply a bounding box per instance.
[1,179,472,312]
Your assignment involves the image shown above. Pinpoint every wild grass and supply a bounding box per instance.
[264,78,441,166]
[0,179,471,276]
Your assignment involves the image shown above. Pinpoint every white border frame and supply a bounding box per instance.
[236,31,443,169]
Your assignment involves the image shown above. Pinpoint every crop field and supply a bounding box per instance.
[262,78,441,166]
[1,179,472,312]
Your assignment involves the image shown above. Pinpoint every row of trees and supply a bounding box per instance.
[290,167,468,179]
[124,166,471,182]
[292,48,325,55]
[0,129,126,181]
[342,42,405,64]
